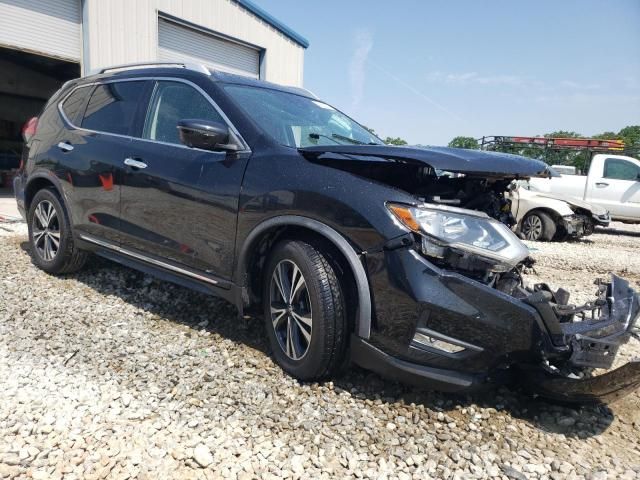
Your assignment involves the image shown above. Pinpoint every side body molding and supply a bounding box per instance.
[235,215,373,338]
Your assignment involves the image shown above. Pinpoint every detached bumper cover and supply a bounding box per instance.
[553,274,639,369]
[525,274,640,403]
[522,361,640,404]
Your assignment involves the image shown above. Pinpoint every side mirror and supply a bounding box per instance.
[177,119,238,152]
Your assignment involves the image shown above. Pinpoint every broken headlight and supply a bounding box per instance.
[387,202,530,272]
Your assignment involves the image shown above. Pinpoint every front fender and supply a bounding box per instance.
[234,215,374,338]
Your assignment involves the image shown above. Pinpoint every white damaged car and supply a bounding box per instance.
[508,180,610,241]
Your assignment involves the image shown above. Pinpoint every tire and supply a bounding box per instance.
[27,187,88,274]
[263,239,348,381]
[520,211,556,241]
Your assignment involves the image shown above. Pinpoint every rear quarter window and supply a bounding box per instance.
[81,81,146,135]
[60,86,91,125]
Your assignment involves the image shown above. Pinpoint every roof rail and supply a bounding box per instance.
[97,62,210,76]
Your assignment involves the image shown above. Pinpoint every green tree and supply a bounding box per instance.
[592,131,621,140]
[363,126,408,146]
[448,136,479,149]
[543,130,582,139]
[618,125,640,154]
[384,136,408,146]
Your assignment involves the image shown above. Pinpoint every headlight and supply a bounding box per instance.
[387,202,530,272]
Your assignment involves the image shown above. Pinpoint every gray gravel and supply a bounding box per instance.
[1,221,640,479]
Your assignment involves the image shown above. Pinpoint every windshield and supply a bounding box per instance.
[224,85,384,148]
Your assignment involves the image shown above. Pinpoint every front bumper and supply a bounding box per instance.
[563,214,593,237]
[350,335,487,393]
[563,211,610,237]
[360,245,640,402]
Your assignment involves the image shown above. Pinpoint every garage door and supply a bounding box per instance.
[0,0,81,61]
[158,18,260,79]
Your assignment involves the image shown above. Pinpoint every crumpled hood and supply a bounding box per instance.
[299,144,551,178]
[534,191,609,216]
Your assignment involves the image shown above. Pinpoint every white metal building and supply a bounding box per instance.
[0,0,308,181]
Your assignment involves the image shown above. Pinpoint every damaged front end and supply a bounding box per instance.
[301,145,640,402]
[386,201,640,403]
[520,276,640,403]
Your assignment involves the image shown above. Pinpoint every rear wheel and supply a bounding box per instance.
[521,211,556,241]
[28,188,87,274]
[263,240,348,381]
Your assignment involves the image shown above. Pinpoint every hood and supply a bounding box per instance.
[534,191,608,216]
[299,145,551,178]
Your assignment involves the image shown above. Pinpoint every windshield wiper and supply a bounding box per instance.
[309,132,377,146]
[330,133,367,145]
[309,132,340,144]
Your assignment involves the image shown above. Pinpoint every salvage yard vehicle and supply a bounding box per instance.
[509,181,610,241]
[14,63,640,403]
[530,154,640,224]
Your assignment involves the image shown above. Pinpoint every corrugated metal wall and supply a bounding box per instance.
[83,0,305,86]
[157,18,260,78]
[0,0,81,61]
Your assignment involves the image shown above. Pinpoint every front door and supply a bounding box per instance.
[588,157,640,219]
[119,79,250,279]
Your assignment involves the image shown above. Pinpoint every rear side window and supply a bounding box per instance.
[60,86,90,124]
[82,81,146,135]
[143,81,225,145]
[603,158,640,181]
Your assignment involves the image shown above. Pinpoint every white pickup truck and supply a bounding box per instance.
[530,154,640,223]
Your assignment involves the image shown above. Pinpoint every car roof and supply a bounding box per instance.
[76,63,316,99]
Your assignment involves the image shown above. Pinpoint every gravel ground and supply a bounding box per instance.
[1,220,639,480]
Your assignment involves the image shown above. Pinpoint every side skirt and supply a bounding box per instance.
[76,234,241,307]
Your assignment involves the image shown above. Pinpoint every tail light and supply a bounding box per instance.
[22,116,39,142]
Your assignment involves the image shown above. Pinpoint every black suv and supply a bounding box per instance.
[14,63,640,403]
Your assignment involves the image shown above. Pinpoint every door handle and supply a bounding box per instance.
[595,182,609,187]
[57,141,74,152]
[123,158,147,169]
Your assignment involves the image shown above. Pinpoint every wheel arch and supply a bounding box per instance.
[235,216,372,339]
[519,207,564,229]
[24,173,65,213]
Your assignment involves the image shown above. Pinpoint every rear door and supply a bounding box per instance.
[119,79,250,279]
[62,79,149,244]
[588,157,640,219]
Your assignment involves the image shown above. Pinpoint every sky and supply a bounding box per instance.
[255,0,640,146]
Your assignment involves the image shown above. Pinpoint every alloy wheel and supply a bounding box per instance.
[522,215,543,240]
[269,259,313,360]
[32,200,60,261]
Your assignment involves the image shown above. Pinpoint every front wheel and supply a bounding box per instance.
[520,211,556,241]
[263,240,348,381]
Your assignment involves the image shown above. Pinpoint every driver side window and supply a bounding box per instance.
[143,81,225,145]
[604,158,640,181]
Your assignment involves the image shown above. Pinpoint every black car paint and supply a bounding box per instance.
[14,67,640,401]
[299,144,552,178]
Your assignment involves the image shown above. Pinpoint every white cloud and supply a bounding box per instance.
[426,72,612,93]
[349,28,374,110]
[427,71,524,86]
[559,80,601,90]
